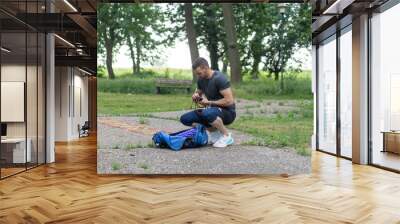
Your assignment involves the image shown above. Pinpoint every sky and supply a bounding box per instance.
[110,40,312,71]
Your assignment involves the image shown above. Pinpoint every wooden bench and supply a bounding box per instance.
[155,78,192,94]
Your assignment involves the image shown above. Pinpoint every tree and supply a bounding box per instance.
[166,3,231,76]
[120,4,175,75]
[234,4,275,79]
[193,3,226,71]
[184,3,200,83]
[234,3,311,80]
[98,3,123,79]
[263,4,311,80]
[222,3,241,83]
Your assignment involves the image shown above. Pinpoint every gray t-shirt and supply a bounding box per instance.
[197,71,235,111]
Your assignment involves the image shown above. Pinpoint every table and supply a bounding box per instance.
[381,131,400,154]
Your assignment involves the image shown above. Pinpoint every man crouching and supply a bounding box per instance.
[180,57,236,148]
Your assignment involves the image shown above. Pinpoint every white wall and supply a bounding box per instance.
[55,66,69,141]
[55,67,89,141]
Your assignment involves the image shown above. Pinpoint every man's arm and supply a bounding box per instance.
[200,87,234,107]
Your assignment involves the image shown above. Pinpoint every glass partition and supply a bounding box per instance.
[317,35,337,154]
[339,27,352,158]
[1,31,28,177]
[371,3,400,171]
[0,1,46,179]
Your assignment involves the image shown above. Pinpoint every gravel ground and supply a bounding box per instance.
[97,115,311,175]
[98,123,151,149]
[97,146,311,175]
[98,116,255,149]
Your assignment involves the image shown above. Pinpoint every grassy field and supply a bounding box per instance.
[230,101,313,156]
[98,67,313,155]
[98,92,192,115]
[98,68,312,100]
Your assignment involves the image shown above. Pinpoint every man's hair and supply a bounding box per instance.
[192,57,209,70]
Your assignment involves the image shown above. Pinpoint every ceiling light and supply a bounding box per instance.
[1,47,11,53]
[63,0,78,12]
[54,34,75,48]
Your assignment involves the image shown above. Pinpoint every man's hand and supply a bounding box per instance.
[192,92,201,102]
[198,98,210,106]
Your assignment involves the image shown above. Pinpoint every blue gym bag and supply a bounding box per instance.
[152,124,208,151]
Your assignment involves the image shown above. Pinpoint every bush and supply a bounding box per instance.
[98,77,196,94]
[97,66,106,78]
[234,71,312,100]
[97,68,311,98]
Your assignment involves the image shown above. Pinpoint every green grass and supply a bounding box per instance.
[98,92,192,116]
[98,67,312,100]
[122,142,154,151]
[98,78,156,94]
[233,75,312,101]
[138,162,149,170]
[111,144,120,149]
[230,100,313,156]
[111,162,122,171]
[138,117,149,124]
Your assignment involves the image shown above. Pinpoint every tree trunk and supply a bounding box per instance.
[273,49,282,81]
[205,5,219,71]
[222,58,228,74]
[251,56,261,79]
[127,36,136,76]
[250,31,263,80]
[184,3,200,83]
[135,38,141,74]
[208,44,219,70]
[274,71,279,81]
[105,37,115,79]
[222,3,241,83]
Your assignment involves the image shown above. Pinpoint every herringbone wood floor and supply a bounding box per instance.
[0,135,400,224]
